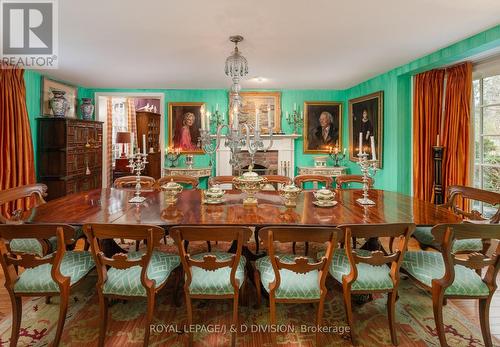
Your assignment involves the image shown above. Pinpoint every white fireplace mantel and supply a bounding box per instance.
[215,134,300,178]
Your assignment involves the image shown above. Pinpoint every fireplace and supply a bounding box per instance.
[216,134,299,179]
[233,151,278,176]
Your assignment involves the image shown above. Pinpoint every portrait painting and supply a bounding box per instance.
[303,101,342,153]
[229,91,281,133]
[41,77,78,118]
[348,91,383,168]
[168,102,205,154]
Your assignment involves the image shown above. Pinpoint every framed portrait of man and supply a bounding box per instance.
[303,101,342,153]
[348,91,383,168]
[168,102,205,154]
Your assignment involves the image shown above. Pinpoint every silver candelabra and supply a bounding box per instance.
[127,152,148,203]
[356,152,378,205]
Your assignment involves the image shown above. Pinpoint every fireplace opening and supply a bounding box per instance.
[232,151,278,176]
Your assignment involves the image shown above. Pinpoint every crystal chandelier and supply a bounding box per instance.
[199,35,274,171]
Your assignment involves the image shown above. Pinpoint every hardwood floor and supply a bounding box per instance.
[0,238,499,342]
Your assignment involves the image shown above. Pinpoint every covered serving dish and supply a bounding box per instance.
[161,179,183,204]
[203,186,226,204]
[313,187,336,201]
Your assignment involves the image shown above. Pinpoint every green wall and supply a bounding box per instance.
[24,25,500,194]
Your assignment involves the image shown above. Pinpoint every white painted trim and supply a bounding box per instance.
[94,92,165,188]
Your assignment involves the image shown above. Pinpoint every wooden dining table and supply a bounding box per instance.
[26,188,461,227]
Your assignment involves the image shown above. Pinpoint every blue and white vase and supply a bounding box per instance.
[80,98,94,120]
[49,90,69,117]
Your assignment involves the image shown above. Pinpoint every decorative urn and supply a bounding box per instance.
[49,90,69,117]
[80,98,94,120]
[232,171,267,206]
[313,187,336,201]
[161,179,183,204]
[279,184,302,207]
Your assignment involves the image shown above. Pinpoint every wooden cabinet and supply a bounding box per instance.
[37,118,103,200]
[136,111,161,179]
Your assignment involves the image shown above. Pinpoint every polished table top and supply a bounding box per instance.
[26,188,461,227]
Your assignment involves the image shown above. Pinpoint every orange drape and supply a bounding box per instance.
[442,62,472,208]
[412,69,445,202]
[0,65,36,216]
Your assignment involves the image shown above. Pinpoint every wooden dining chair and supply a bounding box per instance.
[170,225,252,347]
[0,184,61,255]
[84,223,180,347]
[336,174,374,189]
[293,174,333,189]
[325,223,414,345]
[155,175,199,190]
[413,186,499,253]
[208,175,237,190]
[401,223,500,347]
[0,224,95,347]
[255,226,339,346]
[113,175,156,189]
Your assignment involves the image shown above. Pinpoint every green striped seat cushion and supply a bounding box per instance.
[402,251,489,296]
[188,252,245,295]
[413,226,483,252]
[103,250,180,297]
[320,249,394,291]
[14,251,95,293]
[255,254,321,299]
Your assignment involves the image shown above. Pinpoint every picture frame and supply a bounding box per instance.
[348,91,384,168]
[40,77,78,118]
[303,101,342,153]
[168,102,205,154]
[229,91,281,133]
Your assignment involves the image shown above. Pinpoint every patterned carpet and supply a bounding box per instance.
[0,240,496,346]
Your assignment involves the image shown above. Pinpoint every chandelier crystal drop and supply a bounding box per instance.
[224,35,248,79]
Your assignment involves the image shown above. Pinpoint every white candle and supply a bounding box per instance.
[232,105,239,130]
[255,107,260,129]
[267,105,272,129]
[201,109,206,131]
[343,147,347,155]
[142,134,146,155]
[286,111,289,121]
[130,136,134,155]
[216,103,219,111]
[370,136,377,161]
[437,134,440,147]
[293,103,297,111]
[358,132,363,155]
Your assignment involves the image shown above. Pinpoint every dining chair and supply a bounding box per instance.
[170,225,252,347]
[0,224,95,347]
[261,175,292,191]
[254,226,339,346]
[401,223,500,347]
[155,175,199,190]
[335,174,374,189]
[113,175,156,189]
[0,184,62,254]
[293,174,333,189]
[413,185,499,253]
[84,223,180,347]
[208,175,237,190]
[323,223,414,345]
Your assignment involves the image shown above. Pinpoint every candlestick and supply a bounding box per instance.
[370,136,377,161]
[358,132,363,155]
[356,152,378,205]
[328,146,346,167]
[286,106,304,135]
[127,152,149,203]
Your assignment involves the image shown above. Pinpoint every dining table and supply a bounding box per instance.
[26,188,461,227]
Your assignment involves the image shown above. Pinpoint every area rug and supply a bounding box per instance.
[0,241,495,346]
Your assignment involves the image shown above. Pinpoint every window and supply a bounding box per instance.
[112,98,128,162]
[472,73,500,216]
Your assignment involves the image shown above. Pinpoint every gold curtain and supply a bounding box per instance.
[127,98,137,153]
[0,65,36,216]
[442,62,472,208]
[412,69,445,202]
[106,97,113,187]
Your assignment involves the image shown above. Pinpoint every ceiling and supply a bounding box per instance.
[48,0,500,89]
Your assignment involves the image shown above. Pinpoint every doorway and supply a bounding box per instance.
[95,92,165,188]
